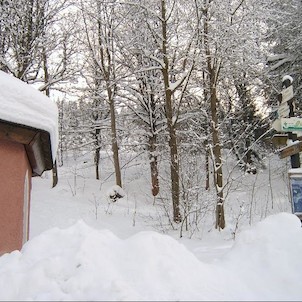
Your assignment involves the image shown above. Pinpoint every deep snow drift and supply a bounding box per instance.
[0,212,301,301]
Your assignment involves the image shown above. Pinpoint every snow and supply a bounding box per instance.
[0,71,58,160]
[0,151,301,301]
[106,185,126,202]
[282,75,294,84]
[289,167,302,174]
[0,212,301,300]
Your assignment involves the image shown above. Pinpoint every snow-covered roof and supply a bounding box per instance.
[0,71,58,161]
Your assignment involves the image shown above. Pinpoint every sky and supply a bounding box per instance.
[0,70,302,301]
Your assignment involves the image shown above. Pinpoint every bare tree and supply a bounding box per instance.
[0,0,79,187]
[194,0,224,229]
[80,0,122,186]
[193,0,270,229]
[123,56,163,196]
[266,0,302,103]
[122,0,197,222]
[116,3,165,197]
[157,0,196,222]
[0,0,77,89]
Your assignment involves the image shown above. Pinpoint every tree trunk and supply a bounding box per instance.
[149,134,159,196]
[42,44,59,188]
[161,0,181,223]
[210,80,225,230]
[52,160,58,188]
[94,127,101,180]
[203,5,225,229]
[95,1,122,187]
[205,140,210,190]
[169,122,181,223]
[109,89,122,187]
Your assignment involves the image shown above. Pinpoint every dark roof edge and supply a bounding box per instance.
[0,119,53,176]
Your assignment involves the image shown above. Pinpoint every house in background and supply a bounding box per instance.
[0,71,58,255]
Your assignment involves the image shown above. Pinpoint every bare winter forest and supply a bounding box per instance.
[1,0,301,230]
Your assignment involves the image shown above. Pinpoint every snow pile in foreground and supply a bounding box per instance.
[0,213,301,301]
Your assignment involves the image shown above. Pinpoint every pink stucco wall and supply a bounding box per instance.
[0,140,32,255]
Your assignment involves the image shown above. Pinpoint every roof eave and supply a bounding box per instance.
[0,119,53,176]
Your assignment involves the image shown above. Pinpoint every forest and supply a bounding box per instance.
[0,0,301,231]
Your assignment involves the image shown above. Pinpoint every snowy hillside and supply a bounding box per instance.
[0,151,301,301]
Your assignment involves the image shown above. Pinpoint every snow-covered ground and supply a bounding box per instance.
[0,151,301,301]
